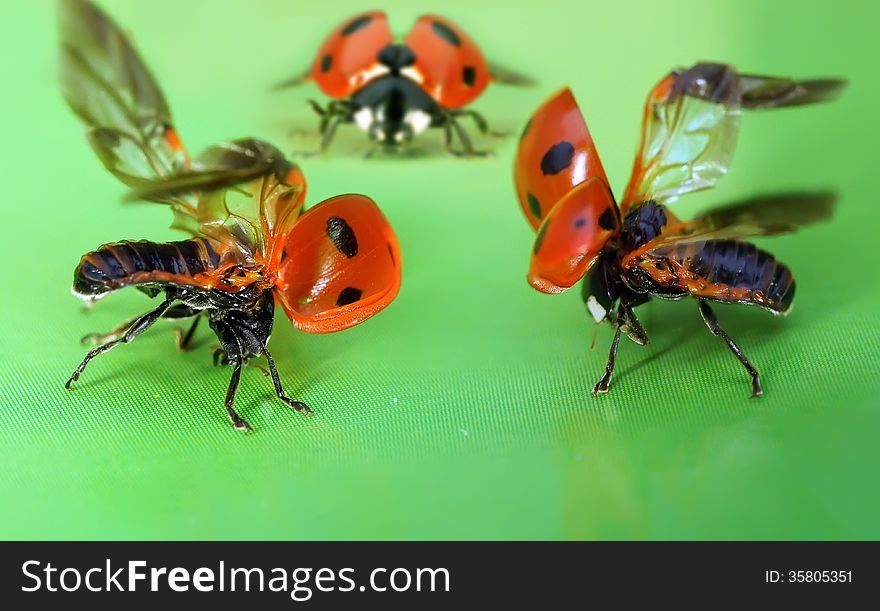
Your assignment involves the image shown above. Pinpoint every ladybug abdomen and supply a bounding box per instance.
[73,238,234,299]
[650,239,796,314]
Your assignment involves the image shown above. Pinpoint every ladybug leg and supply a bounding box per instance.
[249,362,271,377]
[213,347,229,367]
[288,100,327,138]
[318,116,343,151]
[79,314,142,346]
[442,123,457,155]
[295,101,351,156]
[442,115,491,157]
[319,100,352,135]
[619,302,650,345]
[290,99,348,139]
[451,109,508,138]
[592,320,623,396]
[264,349,312,414]
[80,304,195,347]
[174,314,201,351]
[66,298,176,390]
[297,117,343,157]
[307,99,327,117]
[223,356,253,432]
[698,300,763,398]
[592,300,645,395]
[213,348,266,375]
[314,100,337,134]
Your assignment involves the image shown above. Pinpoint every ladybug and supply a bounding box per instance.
[514,62,844,397]
[59,0,402,431]
[275,11,532,156]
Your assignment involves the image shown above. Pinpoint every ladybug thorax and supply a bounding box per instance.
[351,75,439,146]
[219,263,274,292]
[618,201,669,252]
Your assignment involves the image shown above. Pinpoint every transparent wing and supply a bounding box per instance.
[128,139,297,206]
[58,0,188,191]
[620,63,741,212]
[635,191,836,249]
[621,62,845,212]
[488,61,535,86]
[129,139,308,263]
[59,1,305,259]
[617,193,833,316]
[270,68,312,91]
[739,74,845,110]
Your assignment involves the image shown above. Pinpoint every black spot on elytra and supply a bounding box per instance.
[326,217,358,257]
[533,219,550,254]
[598,207,616,230]
[431,21,461,46]
[526,193,542,219]
[336,286,363,306]
[462,66,476,86]
[341,14,373,35]
[320,54,333,73]
[573,217,587,229]
[541,141,575,175]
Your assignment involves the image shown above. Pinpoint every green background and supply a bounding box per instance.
[1,0,877,539]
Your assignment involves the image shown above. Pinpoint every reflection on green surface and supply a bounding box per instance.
[0,0,876,539]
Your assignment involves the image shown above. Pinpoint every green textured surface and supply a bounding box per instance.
[1,0,877,540]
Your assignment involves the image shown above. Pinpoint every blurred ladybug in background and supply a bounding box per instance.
[60,0,402,431]
[514,62,844,397]
[275,11,533,157]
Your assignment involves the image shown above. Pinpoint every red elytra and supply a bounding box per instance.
[404,14,491,108]
[528,178,618,294]
[307,11,492,108]
[276,194,402,334]
[310,11,393,99]
[513,88,609,230]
